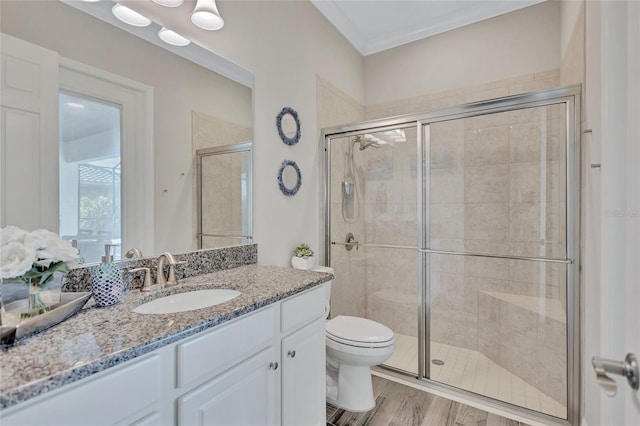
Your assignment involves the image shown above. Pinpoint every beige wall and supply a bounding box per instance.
[363,1,561,107]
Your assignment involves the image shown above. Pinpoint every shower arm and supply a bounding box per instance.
[330,241,572,264]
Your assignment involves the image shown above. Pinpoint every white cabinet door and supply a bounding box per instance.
[281,318,326,426]
[178,347,279,426]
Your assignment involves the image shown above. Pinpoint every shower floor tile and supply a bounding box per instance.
[384,333,567,419]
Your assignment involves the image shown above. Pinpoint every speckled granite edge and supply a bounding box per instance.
[62,244,258,292]
[1,264,331,410]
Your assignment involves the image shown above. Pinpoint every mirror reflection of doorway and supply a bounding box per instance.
[59,91,122,263]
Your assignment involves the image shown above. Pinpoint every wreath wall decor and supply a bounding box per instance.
[276,107,301,146]
[277,159,302,197]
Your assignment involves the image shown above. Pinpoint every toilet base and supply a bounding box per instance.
[326,363,376,412]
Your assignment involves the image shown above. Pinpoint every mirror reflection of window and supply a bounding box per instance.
[59,92,122,263]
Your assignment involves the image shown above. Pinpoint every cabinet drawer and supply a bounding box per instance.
[1,354,162,426]
[177,306,275,388]
[281,285,325,335]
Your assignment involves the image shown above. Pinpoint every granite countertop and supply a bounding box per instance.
[0,265,332,410]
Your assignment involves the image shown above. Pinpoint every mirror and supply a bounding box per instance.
[196,144,252,249]
[276,107,301,146]
[278,160,302,197]
[0,0,253,261]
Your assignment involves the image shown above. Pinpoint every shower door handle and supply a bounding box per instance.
[592,353,639,396]
[345,233,359,251]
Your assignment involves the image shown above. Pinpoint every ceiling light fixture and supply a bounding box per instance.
[152,0,184,7]
[191,0,224,30]
[112,4,152,27]
[158,27,191,46]
[65,102,86,109]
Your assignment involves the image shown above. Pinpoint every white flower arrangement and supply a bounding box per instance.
[0,226,79,287]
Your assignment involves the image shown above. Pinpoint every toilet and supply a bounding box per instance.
[311,266,395,412]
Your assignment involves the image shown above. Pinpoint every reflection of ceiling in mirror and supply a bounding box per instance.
[59,92,121,164]
[59,92,120,143]
[60,0,253,88]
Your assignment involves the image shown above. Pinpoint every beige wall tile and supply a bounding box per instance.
[509,120,565,164]
[509,161,565,204]
[430,203,465,240]
[464,126,510,166]
[430,126,465,169]
[465,203,509,241]
[464,165,510,203]
[430,167,464,203]
[465,256,510,281]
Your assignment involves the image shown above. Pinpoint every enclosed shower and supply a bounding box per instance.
[323,87,580,425]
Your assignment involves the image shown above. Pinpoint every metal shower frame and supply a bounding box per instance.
[322,85,581,426]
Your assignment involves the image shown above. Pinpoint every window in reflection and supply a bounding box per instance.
[59,92,122,262]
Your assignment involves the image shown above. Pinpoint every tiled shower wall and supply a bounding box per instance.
[317,77,366,319]
[429,103,568,405]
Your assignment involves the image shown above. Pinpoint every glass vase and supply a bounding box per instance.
[22,276,62,319]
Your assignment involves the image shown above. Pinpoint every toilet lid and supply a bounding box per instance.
[326,316,394,347]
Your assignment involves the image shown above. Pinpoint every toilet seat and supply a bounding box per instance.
[326,315,394,348]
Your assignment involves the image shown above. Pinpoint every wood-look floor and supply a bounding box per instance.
[326,376,530,426]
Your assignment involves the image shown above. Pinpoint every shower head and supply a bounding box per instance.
[358,139,380,150]
[352,135,380,151]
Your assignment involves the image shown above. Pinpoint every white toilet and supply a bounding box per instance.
[311,266,395,412]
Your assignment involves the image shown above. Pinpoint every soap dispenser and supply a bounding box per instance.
[91,243,124,307]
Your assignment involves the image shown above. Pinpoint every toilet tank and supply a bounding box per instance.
[310,265,333,319]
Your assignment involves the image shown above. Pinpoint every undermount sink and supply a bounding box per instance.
[133,289,241,314]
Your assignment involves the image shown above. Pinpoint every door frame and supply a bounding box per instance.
[59,58,154,257]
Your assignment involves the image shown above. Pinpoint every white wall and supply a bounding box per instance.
[583,2,640,425]
[561,0,584,59]
[363,1,561,106]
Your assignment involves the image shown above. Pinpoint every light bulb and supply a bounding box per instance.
[152,0,184,7]
[112,4,151,27]
[191,0,224,31]
[158,27,191,46]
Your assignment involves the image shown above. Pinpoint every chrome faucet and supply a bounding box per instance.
[129,267,152,292]
[125,248,144,259]
[156,252,187,286]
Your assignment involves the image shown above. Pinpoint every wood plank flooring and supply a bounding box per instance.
[326,376,530,426]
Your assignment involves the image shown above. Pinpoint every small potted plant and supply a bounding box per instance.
[291,243,315,270]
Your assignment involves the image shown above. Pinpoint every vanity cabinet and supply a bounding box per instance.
[0,352,167,425]
[1,284,326,426]
[178,284,327,426]
[281,318,326,426]
[176,306,279,426]
[178,347,279,426]
[280,286,327,426]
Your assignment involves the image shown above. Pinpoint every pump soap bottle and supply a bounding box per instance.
[91,243,124,307]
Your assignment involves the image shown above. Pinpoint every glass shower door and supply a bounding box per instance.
[197,144,252,248]
[426,104,569,419]
[328,126,420,375]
